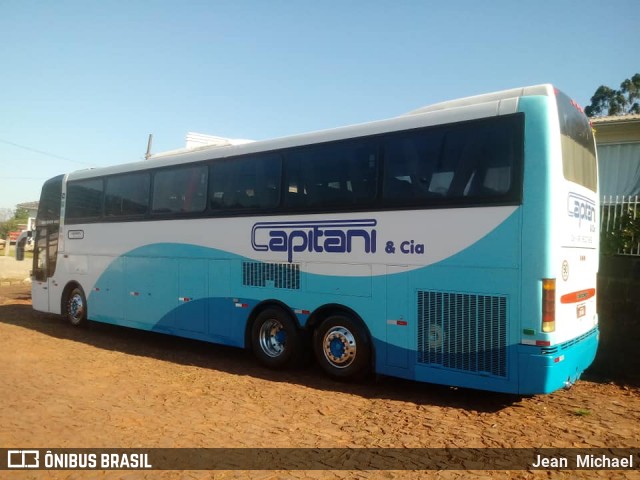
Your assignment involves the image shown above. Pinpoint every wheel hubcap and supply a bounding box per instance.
[68,294,84,324]
[258,319,286,357]
[322,326,356,368]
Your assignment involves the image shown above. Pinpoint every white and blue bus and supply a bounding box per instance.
[30,85,599,394]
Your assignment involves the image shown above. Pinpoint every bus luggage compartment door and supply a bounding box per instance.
[207,259,234,343]
[385,265,410,369]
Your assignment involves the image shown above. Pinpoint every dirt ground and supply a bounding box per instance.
[1,284,639,480]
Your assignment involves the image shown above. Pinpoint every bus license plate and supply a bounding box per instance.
[577,304,586,318]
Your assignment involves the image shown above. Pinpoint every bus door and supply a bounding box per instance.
[32,225,60,312]
[32,174,63,313]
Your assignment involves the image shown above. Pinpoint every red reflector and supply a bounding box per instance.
[560,288,596,304]
[397,320,408,326]
[536,340,551,347]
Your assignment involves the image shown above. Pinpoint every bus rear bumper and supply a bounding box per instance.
[517,327,599,394]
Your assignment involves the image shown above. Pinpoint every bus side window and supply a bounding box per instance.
[152,165,208,214]
[105,173,150,217]
[457,125,514,198]
[284,139,377,210]
[447,130,485,197]
[67,179,104,221]
[479,127,515,195]
[382,116,520,206]
[209,154,281,212]
[383,129,443,202]
[440,121,515,200]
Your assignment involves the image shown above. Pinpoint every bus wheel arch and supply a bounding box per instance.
[247,301,304,369]
[309,304,374,379]
[62,282,88,327]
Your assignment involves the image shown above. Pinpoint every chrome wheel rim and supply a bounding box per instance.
[322,326,356,368]
[258,319,286,357]
[68,293,84,325]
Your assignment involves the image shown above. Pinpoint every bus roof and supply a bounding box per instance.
[405,84,554,116]
[67,84,556,182]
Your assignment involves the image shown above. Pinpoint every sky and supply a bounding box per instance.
[0,0,638,213]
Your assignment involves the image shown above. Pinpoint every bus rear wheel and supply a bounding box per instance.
[65,286,87,327]
[251,307,302,369]
[313,314,370,379]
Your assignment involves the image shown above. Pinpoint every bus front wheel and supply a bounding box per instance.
[313,314,370,379]
[251,307,301,369]
[65,286,87,327]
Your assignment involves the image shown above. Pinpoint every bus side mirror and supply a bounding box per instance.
[14,231,29,262]
[16,241,25,261]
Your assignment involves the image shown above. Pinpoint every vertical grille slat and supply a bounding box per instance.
[417,291,507,377]
[242,262,300,290]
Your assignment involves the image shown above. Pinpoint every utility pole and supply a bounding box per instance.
[145,134,153,160]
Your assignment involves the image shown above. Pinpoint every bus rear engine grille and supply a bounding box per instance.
[242,262,301,290]
[417,291,507,377]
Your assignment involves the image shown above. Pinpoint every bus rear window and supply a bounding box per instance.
[557,90,597,192]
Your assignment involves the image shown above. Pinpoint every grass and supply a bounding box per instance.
[573,408,592,417]
[0,247,34,259]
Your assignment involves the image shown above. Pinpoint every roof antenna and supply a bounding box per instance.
[145,134,153,160]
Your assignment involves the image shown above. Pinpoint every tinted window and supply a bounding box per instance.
[209,154,281,211]
[557,91,597,192]
[67,179,104,221]
[152,165,208,214]
[105,173,150,217]
[383,115,522,205]
[285,140,377,209]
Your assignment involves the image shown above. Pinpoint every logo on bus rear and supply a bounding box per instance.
[567,193,595,227]
[251,219,377,263]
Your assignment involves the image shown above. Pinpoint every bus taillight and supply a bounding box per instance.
[542,278,556,333]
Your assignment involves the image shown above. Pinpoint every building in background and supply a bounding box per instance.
[592,115,640,199]
[16,201,39,220]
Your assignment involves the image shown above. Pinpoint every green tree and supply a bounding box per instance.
[585,73,640,117]
[13,207,29,223]
[0,207,30,238]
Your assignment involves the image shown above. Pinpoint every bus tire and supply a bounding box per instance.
[65,286,87,327]
[314,314,370,379]
[251,307,301,369]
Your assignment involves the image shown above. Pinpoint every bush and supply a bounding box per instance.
[601,205,640,256]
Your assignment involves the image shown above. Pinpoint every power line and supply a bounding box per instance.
[0,176,48,180]
[0,138,95,166]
